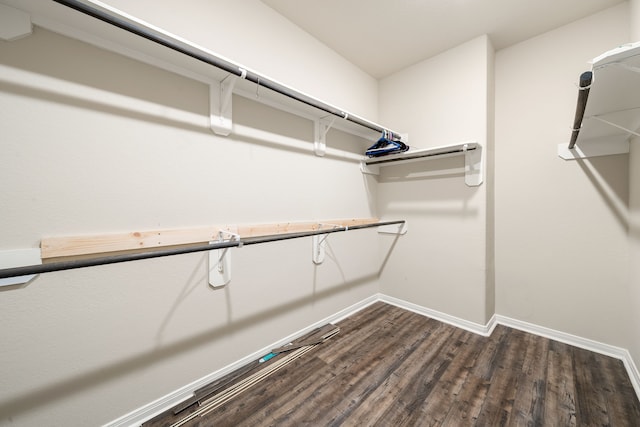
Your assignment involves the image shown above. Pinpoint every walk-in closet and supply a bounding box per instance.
[1,0,640,425]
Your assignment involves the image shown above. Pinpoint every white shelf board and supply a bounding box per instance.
[361,142,483,187]
[563,42,640,159]
[364,142,478,166]
[558,134,629,160]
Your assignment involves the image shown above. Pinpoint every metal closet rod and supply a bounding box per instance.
[366,145,477,165]
[0,220,405,279]
[53,0,386,134]
[568,71,593,149]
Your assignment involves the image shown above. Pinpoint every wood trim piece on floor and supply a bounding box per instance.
[104,294,380,427]
[105,293,640,426]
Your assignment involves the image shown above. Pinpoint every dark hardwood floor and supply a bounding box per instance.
[146,302,640,426]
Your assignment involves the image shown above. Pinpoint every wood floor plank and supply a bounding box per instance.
[572,347,612,426]
[199,354,330,425]
[287,310,440,425]
[149,302,640,427]
[505,333,549,426]
[426,334,490,425]
[475,328,528,425]
[315,303,410,365]
[603,356,640,422]
[543,340,577,427]
[202,305,424,426]
[388,328,475,426]
[343,321,461,425]
[440,373,490,426]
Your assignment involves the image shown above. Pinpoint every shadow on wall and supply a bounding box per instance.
[0,236,401,420]
[375,155,481,218]
[233,95,371,160]
[0,273,376,420]
[0,79,210,136]
[576,154,629,231]
[377,154,468,184]
[0,27,208,117]
[1,27,374,165]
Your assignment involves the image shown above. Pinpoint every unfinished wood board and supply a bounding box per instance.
[271,324,341,354]
[40,226,231,259]
[171,324,340,416]
[162,325,340,427]
[40,218,379,259]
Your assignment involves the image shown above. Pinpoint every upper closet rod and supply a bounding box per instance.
[0,220,405,279]
[53,0,386,135]
[568,71,593,149]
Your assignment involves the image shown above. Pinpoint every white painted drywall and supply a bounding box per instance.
[2,1,639,425]
[97,0,379,121]
[495,4,633,349]
[628,0,640,374]
[0,3,380,425]
[376,35,493,325]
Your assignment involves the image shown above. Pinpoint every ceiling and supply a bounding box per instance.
[262,0,624,78]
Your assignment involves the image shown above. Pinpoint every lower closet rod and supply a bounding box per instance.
[0,220,405,279]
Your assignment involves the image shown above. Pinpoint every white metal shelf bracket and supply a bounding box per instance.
[558,135,630,159]
[0,4,32,41]
[464,144,483,187]
[312,223,341,264]
[209,230,241,287]
[0,249,41,287]
[313,117,337,157]
[210,70,246,136]
[359,161,380,175]
[377,222,408,235]
[311,234,328,264]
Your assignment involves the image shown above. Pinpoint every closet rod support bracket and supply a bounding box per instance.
[359,161,380,175]
[313,117,336,157]
[0,249,41,287]
[311,223,341,264]
[377,222,408,235]
[311,234,327,264]
[210,71,246,136]
[208,230,240,288]
[558,135,630,159]
[0,4,32,41]
[464,144,483,186]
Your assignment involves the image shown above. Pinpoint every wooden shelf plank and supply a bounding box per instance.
[40,218,379,259]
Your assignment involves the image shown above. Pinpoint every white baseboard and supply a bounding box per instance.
[378,294,497,336]
[380,295,640,404]
[106,293,640,426]
[624,351,640,402]
[104,294,380,427]
[495,314,640,402]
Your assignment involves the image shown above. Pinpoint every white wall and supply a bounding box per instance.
[495,3,633,348]
[628,0,640,372]
[377,35,493,325]
[2,1,639,425]
[0,1,381,425]
[102,0,379,121]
